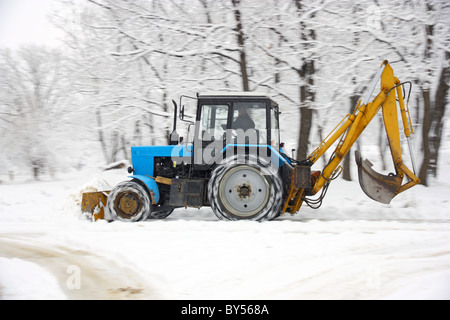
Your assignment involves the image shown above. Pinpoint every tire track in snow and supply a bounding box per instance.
[0,235,161,300]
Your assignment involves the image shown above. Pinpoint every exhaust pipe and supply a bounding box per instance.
[169,99,179,145]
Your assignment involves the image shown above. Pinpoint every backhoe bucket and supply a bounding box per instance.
[354,150,402,204]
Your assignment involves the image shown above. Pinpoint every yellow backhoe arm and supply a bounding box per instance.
[283,61,420,213]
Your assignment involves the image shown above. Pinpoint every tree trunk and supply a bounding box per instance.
[294,0,316,161]
[429,52,449,177]
[296,63,316,161]
[297,106,313,161]
[419,89,432,185]
[418,13,434,186]
[342,94,360,181]
[378,116,388,171]
[231,0,249,91]
[417,14,449,184]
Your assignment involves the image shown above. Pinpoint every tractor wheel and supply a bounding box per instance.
[208,156,283,221]
[106,180,151,222]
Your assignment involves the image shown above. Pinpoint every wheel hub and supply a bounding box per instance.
[237,184,251,199]
[220,165,270,218]
[117,192,140,216]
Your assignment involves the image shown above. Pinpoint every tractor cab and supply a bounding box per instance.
[187,92,281,167]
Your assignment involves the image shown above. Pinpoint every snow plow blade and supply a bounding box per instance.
[81,191,110,221]
[355,150,402,204]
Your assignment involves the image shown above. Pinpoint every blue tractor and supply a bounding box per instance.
[103,92,296,222]
[81,62,421,222]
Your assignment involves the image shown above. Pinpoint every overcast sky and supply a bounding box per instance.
[0,0,62,48]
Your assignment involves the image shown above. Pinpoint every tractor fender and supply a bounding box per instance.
[128,175,160,204]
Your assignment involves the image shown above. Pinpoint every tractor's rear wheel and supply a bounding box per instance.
[208,157,282,221]
[106,180,151,222]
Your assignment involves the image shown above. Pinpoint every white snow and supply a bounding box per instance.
[1,141,450,300]
[0,257,66,300]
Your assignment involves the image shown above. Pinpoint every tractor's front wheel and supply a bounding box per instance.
[106,180,151,222]
[208,158,282,221]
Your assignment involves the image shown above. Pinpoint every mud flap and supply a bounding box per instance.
[355,150,402,204]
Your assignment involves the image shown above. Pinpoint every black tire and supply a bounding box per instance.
[106,180,151,222]
[149,209,174,219]
[208,155,283,221]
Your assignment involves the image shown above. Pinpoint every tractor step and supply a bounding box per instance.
[168,179,207,208]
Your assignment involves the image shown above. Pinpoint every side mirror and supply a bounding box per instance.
[180,105,185,120]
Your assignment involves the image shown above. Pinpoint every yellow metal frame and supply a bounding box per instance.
[283,61,420,214]
[282,166,306,213]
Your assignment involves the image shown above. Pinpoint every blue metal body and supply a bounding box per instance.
[129,144,289,204]
[129,145,192,204]
[221,144,291,167]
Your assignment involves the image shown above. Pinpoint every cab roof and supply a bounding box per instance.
[198,91,278,107]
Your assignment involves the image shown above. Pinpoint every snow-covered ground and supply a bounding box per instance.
[1,142,450,300]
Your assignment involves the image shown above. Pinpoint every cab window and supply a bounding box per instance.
[231,102,267,144]
[198,104,229,141]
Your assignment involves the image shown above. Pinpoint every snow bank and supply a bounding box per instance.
[61,169,130,220]
[0,257,66,300]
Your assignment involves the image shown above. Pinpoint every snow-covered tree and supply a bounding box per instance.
[0,46,69,179]
[30,0,449,184]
